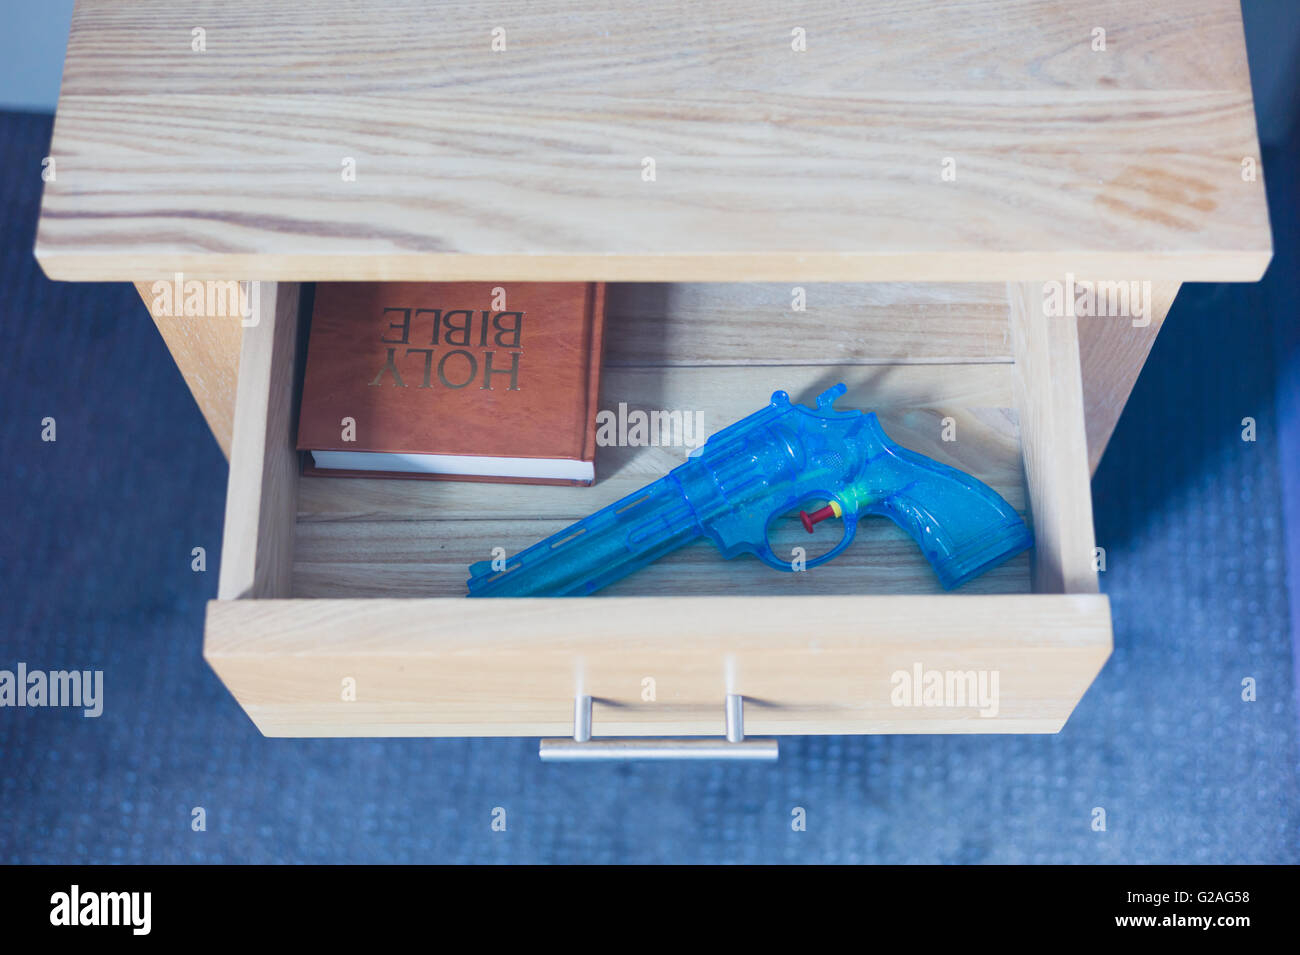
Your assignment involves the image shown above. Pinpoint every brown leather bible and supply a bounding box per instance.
[297,282,606,485]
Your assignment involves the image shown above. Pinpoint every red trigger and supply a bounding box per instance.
[800,504,839,534]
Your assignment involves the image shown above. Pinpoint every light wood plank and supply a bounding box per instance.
[216,282,301,600]
[37,1,1270,283]
[134,281,245,458]
[1076,281,1181,472]
[56,1,1258,95]
[1008,283,1099,594]
[204,594,1112,737]
[604,283,1012,365]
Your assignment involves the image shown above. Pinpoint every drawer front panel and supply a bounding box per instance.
[206,595,1111,737]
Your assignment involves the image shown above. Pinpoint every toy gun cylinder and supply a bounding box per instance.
[466,473,704,597]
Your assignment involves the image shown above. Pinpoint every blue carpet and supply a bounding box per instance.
[1,110,1296,863]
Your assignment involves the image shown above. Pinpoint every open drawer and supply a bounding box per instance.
[205,281,1110,738]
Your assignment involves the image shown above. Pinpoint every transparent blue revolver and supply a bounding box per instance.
[467,385,1031,596]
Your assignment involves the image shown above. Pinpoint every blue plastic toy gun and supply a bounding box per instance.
[467,385,1031,597]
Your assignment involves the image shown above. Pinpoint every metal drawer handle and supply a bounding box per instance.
[539,694,779,761]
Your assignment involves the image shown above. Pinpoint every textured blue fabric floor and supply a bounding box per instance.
[1,110,1297,863]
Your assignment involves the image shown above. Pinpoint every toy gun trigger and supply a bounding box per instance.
[752,496,859,572]
[795,496,859,570]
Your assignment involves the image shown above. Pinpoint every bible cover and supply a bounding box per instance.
[297,282,606,485]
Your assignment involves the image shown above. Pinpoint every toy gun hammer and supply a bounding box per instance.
[467,385,1031,597]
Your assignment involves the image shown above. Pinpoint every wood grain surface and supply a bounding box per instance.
[1076,281,1181,472]
[36,0,1270,282]
[134,281,245,456]
[1008,284,1099,594]
[217,282,301,600]
[205,594,1112,736]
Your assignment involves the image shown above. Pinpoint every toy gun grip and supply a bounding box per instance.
[849,427,1032,590]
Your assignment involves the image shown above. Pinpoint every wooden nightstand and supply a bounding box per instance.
[35,1,1272,746]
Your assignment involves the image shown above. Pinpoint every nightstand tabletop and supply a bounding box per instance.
[36,0,1272,283]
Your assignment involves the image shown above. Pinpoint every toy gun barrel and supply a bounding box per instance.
[466,472,703,597]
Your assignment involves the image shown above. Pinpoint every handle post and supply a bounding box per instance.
[539,694,778,761]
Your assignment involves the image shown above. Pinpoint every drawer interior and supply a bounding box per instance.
[207,280,1109,738]
[293,283,1028,599]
